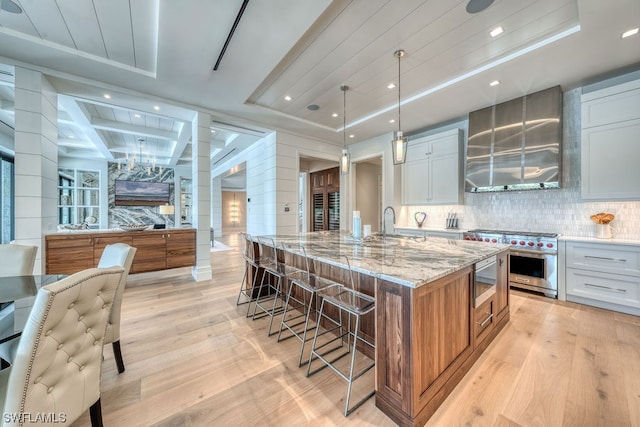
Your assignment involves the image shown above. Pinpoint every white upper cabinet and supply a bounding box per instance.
[402,128,463,205]
[581,79,640,200]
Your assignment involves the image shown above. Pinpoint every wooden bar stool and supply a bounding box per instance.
[306,255,376,416]
[276,244,339,366]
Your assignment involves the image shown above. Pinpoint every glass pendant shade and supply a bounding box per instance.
[340,149,350,175]
[391,49,407,165]
[392,130,407,165]
[339,85,350,175]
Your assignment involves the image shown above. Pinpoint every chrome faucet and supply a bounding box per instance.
[382,206,396,238]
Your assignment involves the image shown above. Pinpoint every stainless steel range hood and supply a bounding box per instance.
[465,86,562,192]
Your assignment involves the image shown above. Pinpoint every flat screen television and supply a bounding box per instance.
[115,180,170,206]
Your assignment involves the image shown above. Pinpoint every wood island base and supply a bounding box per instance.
[375,252,509,426]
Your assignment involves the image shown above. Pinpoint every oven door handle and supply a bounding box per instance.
[509,249,554,258]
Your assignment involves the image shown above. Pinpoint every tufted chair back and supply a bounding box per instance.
[0,244,38,277]
[0,266,124,426]
[96,243,136,374]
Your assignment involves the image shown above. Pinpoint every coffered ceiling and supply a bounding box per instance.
[0,0,638,166]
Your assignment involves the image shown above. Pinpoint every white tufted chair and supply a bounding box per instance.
[0,266,124,427]
[97,243,136,374]
[0,244,38,277]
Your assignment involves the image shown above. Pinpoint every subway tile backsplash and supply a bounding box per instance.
[398,88,640,240]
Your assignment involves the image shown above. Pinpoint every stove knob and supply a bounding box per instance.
[528,241,534,246]
[537,242,544,247]
[471,237,476,241]
[547,243,554,248]
[484,238,490,242]
[465,236,471,240]
[519,241,525,246]
[491,238,497,243]
[511,240,517,245]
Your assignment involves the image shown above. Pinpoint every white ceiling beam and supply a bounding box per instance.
[168,122,190,166]
[0,100,15,112]
[58,95,113,160]
[90,117,178,141]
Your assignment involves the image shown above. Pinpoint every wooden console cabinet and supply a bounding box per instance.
[45,228,196,275]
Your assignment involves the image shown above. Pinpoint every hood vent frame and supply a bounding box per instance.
[465,86,562,193]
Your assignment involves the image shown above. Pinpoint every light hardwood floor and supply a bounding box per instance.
[72,233,640,426]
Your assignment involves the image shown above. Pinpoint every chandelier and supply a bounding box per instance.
[118,138,163,175]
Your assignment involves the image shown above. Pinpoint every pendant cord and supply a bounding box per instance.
[397,51,401,134]
[343,86,347,148]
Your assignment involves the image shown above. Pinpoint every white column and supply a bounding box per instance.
[13,68,58,274]
[191,111,212,281]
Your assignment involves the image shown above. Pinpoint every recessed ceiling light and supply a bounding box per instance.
[622,27,639,38]
[387,83,396,89]
[332,113,339,118]
[284,95,292,101]
[389,119,395,123]
[103,94,111,99]
[153,105,160,111]
[68,135,75,139]
[489,80,501,86]
[134,113,141,118]
[349,134,355,138]
[211,129,215,133]
[490,26,504,37]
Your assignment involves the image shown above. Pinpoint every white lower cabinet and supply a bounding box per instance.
[564,240,640,315]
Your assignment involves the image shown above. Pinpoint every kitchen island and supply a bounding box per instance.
[253,231,510,426]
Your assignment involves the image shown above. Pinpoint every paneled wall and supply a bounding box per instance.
[212,130,341,236]
[396,88,640,240]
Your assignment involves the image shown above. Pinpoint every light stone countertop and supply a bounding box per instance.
[559,235,640,247]
[255,230,509,288]
[395,226,466,234]
[47,227,194,235]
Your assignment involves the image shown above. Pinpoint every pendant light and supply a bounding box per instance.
[391,49,407,165]
[340,85,350,175]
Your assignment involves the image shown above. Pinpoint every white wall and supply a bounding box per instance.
[275,131,341,235]
[212,132,277,236]
[343,131,400,234]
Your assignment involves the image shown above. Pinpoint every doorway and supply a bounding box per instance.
[353,157,382,233]
[298,156,339,233]
[220,165,247,235]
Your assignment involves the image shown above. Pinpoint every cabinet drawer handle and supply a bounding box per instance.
[584,255,627,262]
[476,313,493,327]
[584,283,627,293]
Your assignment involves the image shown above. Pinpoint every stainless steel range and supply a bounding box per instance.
[463,229,559,298]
